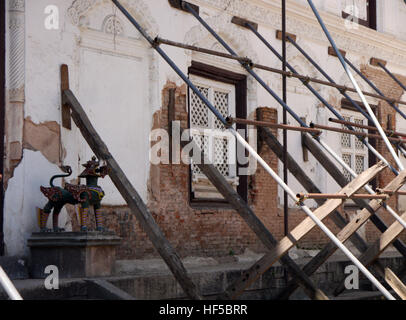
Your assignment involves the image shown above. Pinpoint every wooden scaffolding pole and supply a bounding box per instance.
[175,122,328,300]
[333,210,406,299]
[61,65,202,300]
[278,169,406,299]
[259,126,390,299]
[302,133,406,259]
[222,161,387,299]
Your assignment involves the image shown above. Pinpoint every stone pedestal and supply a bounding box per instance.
[27,232,121,279]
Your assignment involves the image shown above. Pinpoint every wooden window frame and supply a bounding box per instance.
[342,99,377,191]
[188,61,248,208]
[341,0,377,30]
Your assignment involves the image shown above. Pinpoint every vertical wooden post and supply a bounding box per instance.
[0,0,5,256]
[61,64,201,299]
[61,65,71,130]
[168,88,176,163]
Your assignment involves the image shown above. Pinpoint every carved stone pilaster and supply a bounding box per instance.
[8,0,25,103]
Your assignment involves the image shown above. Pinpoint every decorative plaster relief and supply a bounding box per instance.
[68,0,158,37]
[192,0,406,69]
[103,14,124,36]
[8,0,25,103]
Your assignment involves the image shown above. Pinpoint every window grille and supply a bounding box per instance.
[341,112,368,182]
[189,75,238,199]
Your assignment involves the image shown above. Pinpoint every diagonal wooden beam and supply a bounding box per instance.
[175,124,328,300]
[222,161,387,299]
[358,211,406,266]
[260,126,398,299]
[276,170,406,299]
[333,210,406,298]
[61,81,326,300]
[302,133,406,259]
[384,268,406,300]
[260,127,368,252]
[62,87,202,300]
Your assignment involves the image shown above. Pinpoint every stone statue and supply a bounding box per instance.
[37,156,109,232]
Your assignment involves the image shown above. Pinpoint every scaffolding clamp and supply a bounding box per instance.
[302,76,310,85]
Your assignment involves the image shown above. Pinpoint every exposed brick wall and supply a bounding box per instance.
[101,67,406,260]
[253,108,341,247]
[102,83,280,259]
[361,65,406,244]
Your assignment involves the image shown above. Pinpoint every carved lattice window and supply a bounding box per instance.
[341,111,368,182]
[189,75,238,200]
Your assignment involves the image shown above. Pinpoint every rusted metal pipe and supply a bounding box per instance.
[311,123,405,144]
[329,118,406,139]
[154,37,406,106]
[226,117,322,135]
[297,193,389,200]
[154,37,251,64]
[376,189,406,196]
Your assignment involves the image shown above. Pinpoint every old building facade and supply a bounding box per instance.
[2,0,406,259]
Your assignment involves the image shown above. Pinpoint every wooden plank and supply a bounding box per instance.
[384,268,406,300]
[168,88,175,163]
[168,0,199,14]
[357,211,406,266]
[261,127,368,251]
[302,132,406,259]
[60,65,71,130]
[223,161,386,299]
[276,30,297,42]
[277,170,406,299]
[259,127,390,299]
[62,89,202,300]
[175,124,328,300]
[328,46,347,58]
[370,57,387,68]
[302,132,406,298]
[231,16,258,31]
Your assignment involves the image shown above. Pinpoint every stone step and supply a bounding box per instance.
[0,256,29,280]
[333,290,396,300]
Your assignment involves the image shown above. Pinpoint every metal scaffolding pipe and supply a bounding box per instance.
[245,7,406,248]
[154,37,406,106]
[282,0,288,238]
[0,266,22,300]
[342,56,406,156]
[226,117,321,135]
[113,0,402,300]
[246,22,399,176]
[343,56,406,128]
[378,62,406,92]
[297,193,389,200]
[306,0,406,249]
[329,118,406,139]
[289,33,406,157]
[307,0,403,172]
[378,190,406,196]
[311,123,405,143]
[181,0,396,301]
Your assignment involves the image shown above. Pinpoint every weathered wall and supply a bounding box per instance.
[102,84,277,259]
[4,0,406,257]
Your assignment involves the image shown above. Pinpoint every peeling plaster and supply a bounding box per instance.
[23,117,61,165]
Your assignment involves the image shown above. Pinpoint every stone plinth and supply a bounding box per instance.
[27,232,121,279]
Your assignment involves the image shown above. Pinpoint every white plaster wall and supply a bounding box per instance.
[4,150,70,256]
[23,0,157,205]
[5,0,406,256]
[76,47,151,205]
